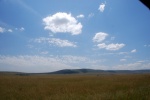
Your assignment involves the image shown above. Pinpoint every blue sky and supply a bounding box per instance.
[0,0,150,73]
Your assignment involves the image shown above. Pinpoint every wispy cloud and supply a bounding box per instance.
[119,52,128,55]
[88,13,94,18]
[15,0,41,17]
[34,37,77,47]
[20,27,25,31]
[8,29,13,32]
[111,37,115,40]
[0,55,73,73]
[97,43,125,51]
[15,27,25,32]
[43,12,82,35]
[120,59,127,62]
[131,49,137,53]
[112,61,150,70]
[40,51,49,55]
[0,27,5,33]
[1,55,149,72]
[0,55,105,73]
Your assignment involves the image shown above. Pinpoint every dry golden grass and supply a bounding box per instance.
[0,74,150,100]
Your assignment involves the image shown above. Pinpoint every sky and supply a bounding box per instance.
[0,0,150,73]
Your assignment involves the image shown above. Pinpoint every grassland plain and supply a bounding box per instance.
[0,74,150,100]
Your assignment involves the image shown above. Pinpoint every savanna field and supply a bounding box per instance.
[0,74,150,100]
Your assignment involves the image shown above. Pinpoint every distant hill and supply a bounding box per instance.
[49,69,150,74]
[1,69,150,75]
[49,69,103,74]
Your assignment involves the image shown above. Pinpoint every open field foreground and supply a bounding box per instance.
[0,74,150,100]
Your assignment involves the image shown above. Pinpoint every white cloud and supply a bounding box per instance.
[88,13,94,18]
[97,43,125,51]
[77,14,84,18]
[0,27,5,33]
[131,49,137,53]
[106,43,125,51]
[43,12,82,35]
[8,29,13,32]
[93,32,108,42]
[93,32,125,51]
[98,3,105,12]
[34,37,77,47]
[120,59,127,62]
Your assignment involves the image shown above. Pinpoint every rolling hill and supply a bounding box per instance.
[1,69,150,75]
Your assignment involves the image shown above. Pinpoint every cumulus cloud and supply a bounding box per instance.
[43,12,82,35]
[88,13,94,18]
[97,43,125,51]
[34,37,77,47]
[98,3,105,12]
[93,32,108,42]
[77,14,84,18]
[0,27,5,33]
[131,49,137,53]
[93,32,125,51]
